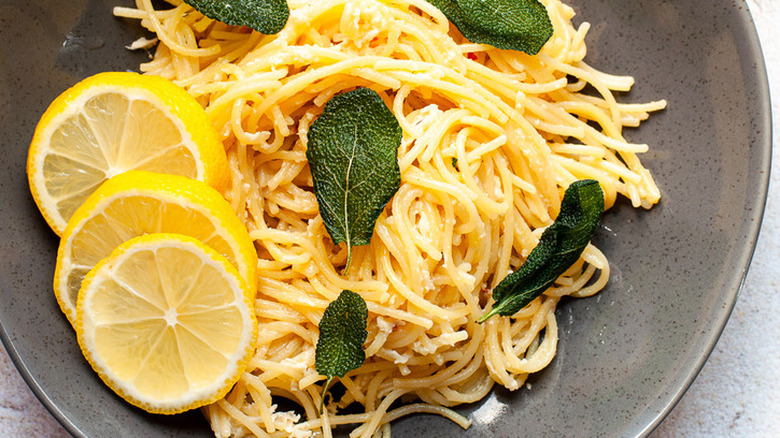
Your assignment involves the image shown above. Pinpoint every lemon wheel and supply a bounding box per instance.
[27,71,229,235]
[75,233,257,414]
[54,171,257,326]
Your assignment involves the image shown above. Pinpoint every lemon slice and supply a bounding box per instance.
[75,233,257,414]
[27,71,229,235]
[55,170,257,326]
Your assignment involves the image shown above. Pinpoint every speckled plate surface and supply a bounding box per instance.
[0,0,770,437]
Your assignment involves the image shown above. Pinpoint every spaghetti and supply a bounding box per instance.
[114,0,665,436]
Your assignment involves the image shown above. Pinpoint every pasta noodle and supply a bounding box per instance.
[115,0,665,436]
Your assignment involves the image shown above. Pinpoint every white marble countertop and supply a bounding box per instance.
[2,0,779,436]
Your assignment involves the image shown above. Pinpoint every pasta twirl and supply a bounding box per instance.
[115,0,665,436]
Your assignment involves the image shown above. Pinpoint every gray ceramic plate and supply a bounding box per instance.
[0,0,770,437]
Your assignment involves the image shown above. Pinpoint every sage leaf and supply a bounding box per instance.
[186,0,289,35]
[306,87,402,271]
[426,0,553,55]
[315,290,368,410]
[479,180,604,322]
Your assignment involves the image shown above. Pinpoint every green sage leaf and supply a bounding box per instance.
[426,0,553,55]
[479,179,604,322]
[186,0,289,35]
[306,87,402,271]
[315,290,368,409]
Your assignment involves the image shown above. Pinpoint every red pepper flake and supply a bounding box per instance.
[467,52,478,61]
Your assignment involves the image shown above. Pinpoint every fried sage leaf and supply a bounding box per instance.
[315,290,368,409]
[479,180,605,322]
[306,87,402,271]
[186,0,289,35]
[426,0,553,55]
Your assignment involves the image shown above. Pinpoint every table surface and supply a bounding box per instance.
[2,1,779,437]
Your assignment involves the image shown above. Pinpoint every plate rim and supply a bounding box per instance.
[636,4,773,435]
